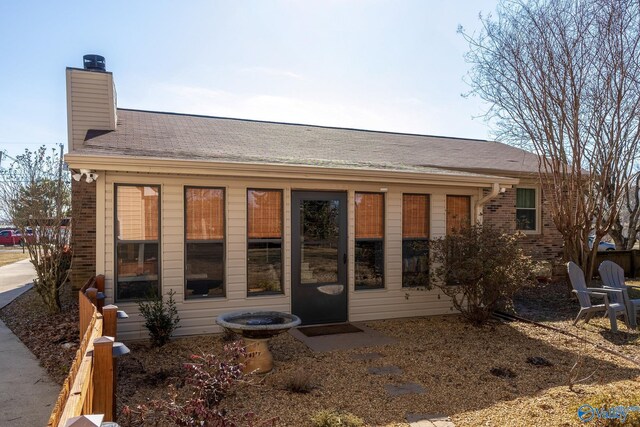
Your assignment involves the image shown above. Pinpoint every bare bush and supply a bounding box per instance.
[0,146,71,312]
[429,225,536,325]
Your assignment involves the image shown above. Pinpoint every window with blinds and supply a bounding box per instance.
[184,187,225,298]
[115,184,160,301]
[446,195,471,235]
[516,188,537,231]
[355,192,384,290]
[247,189,283,295]
[402,194,430,287]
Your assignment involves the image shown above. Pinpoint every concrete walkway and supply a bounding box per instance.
[0,259,36,308]
[0,259,60,427]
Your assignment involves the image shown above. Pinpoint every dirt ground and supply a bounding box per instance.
[1,281,639,426]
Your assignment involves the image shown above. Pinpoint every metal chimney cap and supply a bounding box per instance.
[83,54,106,71]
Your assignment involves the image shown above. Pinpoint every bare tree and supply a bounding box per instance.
[0,146,71,312]
[461,0,640,280]
[609,172,640,250]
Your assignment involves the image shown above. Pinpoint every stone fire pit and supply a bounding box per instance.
[216,310,301,373]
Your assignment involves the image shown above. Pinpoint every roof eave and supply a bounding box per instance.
[64,153,520,187]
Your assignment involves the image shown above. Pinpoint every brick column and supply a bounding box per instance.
[71,177,97,289]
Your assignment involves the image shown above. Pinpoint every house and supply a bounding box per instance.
[65,55,563,339]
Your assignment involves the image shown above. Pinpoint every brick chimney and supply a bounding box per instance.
[66,54,117,153]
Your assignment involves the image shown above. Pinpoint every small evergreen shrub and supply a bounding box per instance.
[311,410,364,427]
[138,289,180,346]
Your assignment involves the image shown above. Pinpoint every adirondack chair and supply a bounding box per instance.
[567,261,627,332]
[598,260,640,329]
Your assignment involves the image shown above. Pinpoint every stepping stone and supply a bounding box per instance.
[384,382,425,397]
[368,365,403,375]
[351,352,383,361]
[406,413,455,427]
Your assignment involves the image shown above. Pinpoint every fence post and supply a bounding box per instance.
[85,287,98,306]
[101,304,118,420]
[95,275,105,313]
[64,414,104,427]
[93,336,114,422]
[102,305,118,339]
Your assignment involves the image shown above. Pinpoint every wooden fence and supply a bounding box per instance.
[595,250,640,278]
[47,275,127,427]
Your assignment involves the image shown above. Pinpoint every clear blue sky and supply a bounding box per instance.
[0,1,499,159]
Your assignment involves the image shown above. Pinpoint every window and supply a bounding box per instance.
[184,187,225,299]
[402,194,430,287]
[115,185,160,301]
[516,188,537,231]
[355,192,384,290]
[446,195,471,235]
[247,189,283,295]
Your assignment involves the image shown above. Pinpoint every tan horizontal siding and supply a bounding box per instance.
[66,68,116,152]
[101,172,477,341]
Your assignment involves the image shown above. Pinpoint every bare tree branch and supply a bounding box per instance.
[461,0,640,280]
[0,146,71,312]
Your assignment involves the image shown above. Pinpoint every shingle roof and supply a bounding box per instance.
[76,109,540,176]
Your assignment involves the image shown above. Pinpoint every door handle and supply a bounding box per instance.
[343,253,347,264]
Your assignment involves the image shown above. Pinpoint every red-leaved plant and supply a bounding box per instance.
[121,342,277,426]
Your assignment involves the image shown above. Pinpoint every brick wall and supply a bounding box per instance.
[71,178,97,289]
[482,187,564,263]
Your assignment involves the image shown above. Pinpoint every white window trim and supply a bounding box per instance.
[515,186,541,234]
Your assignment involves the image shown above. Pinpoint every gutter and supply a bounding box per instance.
[475,182,505,223]
[65,153,520,188]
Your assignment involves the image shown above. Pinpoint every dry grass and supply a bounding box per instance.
[0,249,29,267]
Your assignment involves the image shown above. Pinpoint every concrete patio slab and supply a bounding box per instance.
[384,382,426,397]
[406,413,455,427]
[289,322,396,352]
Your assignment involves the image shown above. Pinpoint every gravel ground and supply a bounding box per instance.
[118,313,640,427]
[1,281,638,426]
[515,281,640,362]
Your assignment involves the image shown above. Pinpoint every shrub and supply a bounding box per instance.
[138,289,180,346]
[283,368,316,393]
[429,225,536,325]
[184,344,245,408]
[311,410,364,427]
[120,343,279,426]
